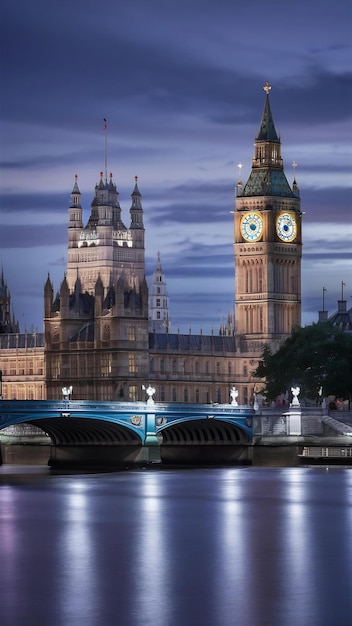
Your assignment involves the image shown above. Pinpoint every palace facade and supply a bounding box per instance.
[0,85,306,404]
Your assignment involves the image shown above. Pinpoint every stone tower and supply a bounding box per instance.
[234,82,302,355]
[44,175,149,401]
[67,174,145,293]
[148,252,171,333]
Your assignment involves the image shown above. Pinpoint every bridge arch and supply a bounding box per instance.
[157,418,251,465]
[25,417,143,446]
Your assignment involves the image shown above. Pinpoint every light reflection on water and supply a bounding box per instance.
[0,466,352,626]
[133,473,172,626]
[58,484,98,624]
[214,471,251,623]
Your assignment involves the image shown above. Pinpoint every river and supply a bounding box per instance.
[0,465,351,626]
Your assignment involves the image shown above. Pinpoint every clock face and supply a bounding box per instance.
[276,213,297,242]
[240,212,263,242]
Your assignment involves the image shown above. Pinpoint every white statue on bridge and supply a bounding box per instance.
[62,386,73,400]
[142,384,156,405]
[291,386,300,407]
[230,386,238,406]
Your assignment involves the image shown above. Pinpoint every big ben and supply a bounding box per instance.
[234,83,302,355]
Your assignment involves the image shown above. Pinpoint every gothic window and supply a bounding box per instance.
[216,362,220,374]
[195,388,199,403]
[128,353,137,373]
[52,357,60,379]
[195,361,199,374]
[184,388,188,402]
[243,364,248,376]
[157,287,160,294]
[160,386,165,401]
[128,326,136,341]
[157,312,161,319]
[160,359,165,373]
[101,354,112,376]
[172,359,177,374]
[103,325,110,341]
[205,361,209,374]
[156,299,160,307]
[172,387,177,402]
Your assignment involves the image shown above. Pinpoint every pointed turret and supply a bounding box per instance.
[44,273,54,318]
[130,176,144,229]
[94,274,104,317]
[69,175,83,228]
[292,162,300,197]
[60,274,70,317]
[0,270,19,333]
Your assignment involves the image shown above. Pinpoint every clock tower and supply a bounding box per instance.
[234,83,302,354]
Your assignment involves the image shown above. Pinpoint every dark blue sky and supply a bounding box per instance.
[0,0,351,332]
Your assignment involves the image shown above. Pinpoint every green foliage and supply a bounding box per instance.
[254,323,352,402]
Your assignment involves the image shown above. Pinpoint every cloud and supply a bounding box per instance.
[0,224,66,249]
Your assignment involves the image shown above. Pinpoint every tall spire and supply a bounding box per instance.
[256,81,279,142]
[239,83,295,198]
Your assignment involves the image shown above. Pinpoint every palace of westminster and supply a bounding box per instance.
[0,85,350,405]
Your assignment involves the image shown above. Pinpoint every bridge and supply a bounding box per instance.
[0,399,254,467]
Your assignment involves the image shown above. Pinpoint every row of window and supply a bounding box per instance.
[0,362,44,376]
[2,384,45,400]
[150,358,249,377]
[58,358,250,378]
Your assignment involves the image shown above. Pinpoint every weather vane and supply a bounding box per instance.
[263,81,271,95]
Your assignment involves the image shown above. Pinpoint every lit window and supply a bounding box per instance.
[128,354,137,373]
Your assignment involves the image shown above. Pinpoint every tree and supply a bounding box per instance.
[254,323,352,402]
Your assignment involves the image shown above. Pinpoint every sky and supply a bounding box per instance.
[0,0,351,334]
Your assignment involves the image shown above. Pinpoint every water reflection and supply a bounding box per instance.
[281,470,314,625]
[133,473,172,626]
[57,482,98,624]
[214,470,252,623]
[1,467,352,626]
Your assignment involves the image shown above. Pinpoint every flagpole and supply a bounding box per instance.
[341,280,346,300]
[103,118,107,183]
